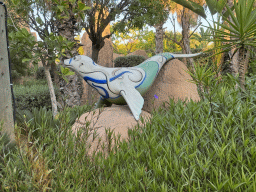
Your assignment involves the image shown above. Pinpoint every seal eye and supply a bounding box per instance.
[79,63,84,67]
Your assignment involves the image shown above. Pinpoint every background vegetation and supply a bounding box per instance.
[1,0,256,191]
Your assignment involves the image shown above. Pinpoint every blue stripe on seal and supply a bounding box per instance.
[110,71,132,82]
[69,58,72,64]
[92,83,109,99]
[84,76,107,84]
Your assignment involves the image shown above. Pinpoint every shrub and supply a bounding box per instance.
[11,69,23,82]
[36,67,46,80]
[23,79,47,86]
[114,55,146,67]
[3,73,256,191]
[14,84,60,111]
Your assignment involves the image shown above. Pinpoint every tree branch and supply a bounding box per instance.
[189,22,202,39]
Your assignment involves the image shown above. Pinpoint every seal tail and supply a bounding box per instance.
[171,52,202,58]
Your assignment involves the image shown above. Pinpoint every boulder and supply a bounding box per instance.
[127,50,149,59]
[142,59,201,113]
[72,105,151,157]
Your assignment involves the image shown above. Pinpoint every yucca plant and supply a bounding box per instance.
[209,0,256,90]
[172,0,256,90]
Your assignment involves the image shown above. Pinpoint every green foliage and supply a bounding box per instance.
[23,79,47,86]
[209,0,256,54]
[113,26,156,56]
[114,55,146,67]
[111,0,168,33]
[205,0,227,15]
[56,66,75,83]
[248,48,256,75]
[171,0,207,18]
[172,0,227,18]
[113,27,191,57]
[35,67,46,80]
[35,67,58,82]
[8,27,37,78]
[8,0,78,65]
[0,123,16,171]
[190,27,212,49]
[2,71,256,191]
[14,84,60,111]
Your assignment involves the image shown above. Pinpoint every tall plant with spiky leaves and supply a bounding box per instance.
[172,0,256,90]
[207,0,256,90]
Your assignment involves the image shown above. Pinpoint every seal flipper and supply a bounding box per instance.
[94,96,112,109]
[120,86,144,121]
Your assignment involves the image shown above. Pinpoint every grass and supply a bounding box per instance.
[1,73,256,191]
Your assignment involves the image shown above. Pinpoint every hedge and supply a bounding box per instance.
[114,55,146,68]
[14,83,59,111]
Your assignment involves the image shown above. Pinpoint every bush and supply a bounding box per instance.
[23,79,47,86]
[3,72,256,191]
[114,55,146,67]
[11,69,23,82]
[14,84,59,111]
[36,67,46,80]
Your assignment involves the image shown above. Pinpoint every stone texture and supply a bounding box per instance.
[80,32,114,105]
[72,105,151,156]
[127,50,149,59]
[142,59,200,113]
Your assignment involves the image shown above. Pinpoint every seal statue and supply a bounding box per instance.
[63,52,201,120]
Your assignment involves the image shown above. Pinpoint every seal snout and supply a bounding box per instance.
[63,58,72,66]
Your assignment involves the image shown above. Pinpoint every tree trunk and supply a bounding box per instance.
[45,65,58,118]
[181,8,195,72]
[51,62,58,84]
[154,22,165,54]
[57,11,83,108]
[92,45,100,63]
[224,0,240,88]
[0,3,15,142]
[170,15,177,50]
[238,47,250,90]
[230,49,239,76]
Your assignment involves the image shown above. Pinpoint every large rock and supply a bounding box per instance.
[127,50,149,59]
[72,105,151,156]
[142,59,200,113]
